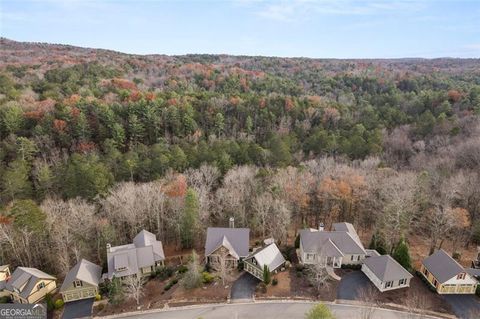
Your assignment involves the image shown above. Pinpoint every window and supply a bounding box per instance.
[357,256,361,261]
[74,280,83,288]
[423,268,429,276]
[351,255,354,261]
[115,266,127,272]
[457,273,466,280]
[306,253,315,260]
[385,281,393,288]
[399,278,406,285]
[37,282,46,290]
[433,279,438,287]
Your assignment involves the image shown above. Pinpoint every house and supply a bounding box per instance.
[205,220,250,271]
[420,249,478,294]
[362,255,413,292]
[60,259,102,302]
[298,222,366,268]
[244,243,286,281]
[5,267,56,304]
[106,229,165,280]
[0,265,10,298]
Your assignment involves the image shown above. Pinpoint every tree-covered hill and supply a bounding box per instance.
[1,39,480,275]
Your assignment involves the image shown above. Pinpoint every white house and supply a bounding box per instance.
[362,255,413,292]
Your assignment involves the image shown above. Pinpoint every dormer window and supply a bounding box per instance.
[37,282,46,290]
[74,280,83,288]
[115,266,127,272]
[457,273,466,280]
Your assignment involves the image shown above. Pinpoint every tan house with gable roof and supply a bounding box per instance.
[5,267,56,304]
[420,249,478,294]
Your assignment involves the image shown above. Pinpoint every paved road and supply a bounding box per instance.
[443,294,480,319]
[230,272,260,301]
[337,270,372,300]
[115,302,444,319]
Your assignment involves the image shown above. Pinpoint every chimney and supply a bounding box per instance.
[106,243,111,252]
[229,217,235,228]
[318,223,325,232]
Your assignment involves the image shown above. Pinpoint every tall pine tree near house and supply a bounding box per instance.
[181,188,199,249]
[263,265,271,284]
[393,236,412,271]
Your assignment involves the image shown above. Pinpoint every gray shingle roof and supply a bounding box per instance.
[60,259,102,292]
[205,227,250,258]
[422,249,466,284]
[363,255,412,282]
[246,243,286,271]
[466,268,480,278]
[300,228,366,256]
[106,229,165,279]
[5,267,56,299]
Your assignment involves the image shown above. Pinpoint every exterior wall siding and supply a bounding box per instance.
[361,264,411,292]
[420,264,478,294]
[61,281,98,302]
[11,279,56,304]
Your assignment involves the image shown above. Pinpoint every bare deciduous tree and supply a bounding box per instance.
[123,275,146,306]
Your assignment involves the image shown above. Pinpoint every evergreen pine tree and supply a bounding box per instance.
[393,236,412,271]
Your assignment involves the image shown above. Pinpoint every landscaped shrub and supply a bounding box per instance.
[95,294,102,301]
[452,252,461,260]
[178,265,188,274]
[237,260,244,271]
[164,278,179,291]
[155,266,175,280]
[294,235,300,249]
[202,271,215,284]
[45,294,55,311]
[54,299,64,309]
[476,285,480,297]
[272,278,278,286]
[204,262,212,273]
[0,296,11,303]
[295,264,304,272]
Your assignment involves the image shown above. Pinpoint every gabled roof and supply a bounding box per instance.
[5,267,56,299]
[133,230,165,261]
[300,228,366,257]
[205,227,250,258]
[423,249,466,284]
[60,259,102,292]
[246,243,286,271]
[364,255,413,282]
[106,229,165,279]
[0,265,9,272]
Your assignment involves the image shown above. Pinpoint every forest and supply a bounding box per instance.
[1,38,480,278]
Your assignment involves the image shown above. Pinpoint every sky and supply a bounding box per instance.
[1,0,479,58]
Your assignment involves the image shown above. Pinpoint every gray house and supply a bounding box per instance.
[244,243,286,281]
[362,255,413,292]
[298,222,366,268]
[106,229,165,280]
[0,265,10,298]
[60,259,102,302]
[205,226,250,271]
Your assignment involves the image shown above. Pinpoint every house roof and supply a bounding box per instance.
[205,227,250,258]
[60,259,102,292]
[246,243,286,272]
[466,268,480,278]
[422,249,465,284]
[363,255,413,282]
[5,267,56,299]
[300,228,366,257]
[366,249,381,257]
[106,229,165,279]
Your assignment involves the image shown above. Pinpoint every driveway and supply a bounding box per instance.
[337,270,373,300]
[230,272,260,301]
[62,298,94,319]
[442,294,480,319]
